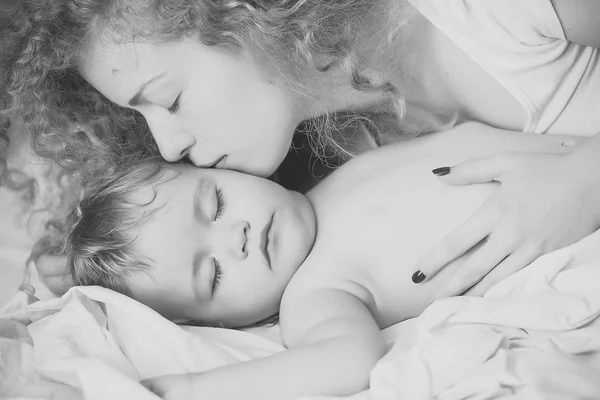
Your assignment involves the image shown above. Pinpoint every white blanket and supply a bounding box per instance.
[3,231,600,400]
[0,286,285,399]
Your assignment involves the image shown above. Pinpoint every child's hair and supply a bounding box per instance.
[63,158,168,296]
[0,0,450,166]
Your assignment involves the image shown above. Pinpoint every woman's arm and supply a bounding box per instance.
[551,0,600,47]
[408,0,600,291]
[144,289,385,400]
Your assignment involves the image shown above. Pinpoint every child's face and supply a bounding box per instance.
[127,165,316,328]
[79,39,303,177]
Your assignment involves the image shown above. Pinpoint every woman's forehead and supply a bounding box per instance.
[80,39,153,77]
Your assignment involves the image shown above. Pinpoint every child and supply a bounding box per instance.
[5,0,600,316]
[65,124,580,399]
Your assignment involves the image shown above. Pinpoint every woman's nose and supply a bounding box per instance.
[146,117,196,162]
[157,131,196,162]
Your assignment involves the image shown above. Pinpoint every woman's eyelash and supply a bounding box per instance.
[215,188,225,220]
[168,93,181,114]
[212,258,222,295]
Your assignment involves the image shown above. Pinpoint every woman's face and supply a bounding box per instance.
[79,39,304,177]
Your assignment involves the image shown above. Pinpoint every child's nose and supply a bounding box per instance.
[230,221,250,260]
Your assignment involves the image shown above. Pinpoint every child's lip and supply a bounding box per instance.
[261,213,275,270]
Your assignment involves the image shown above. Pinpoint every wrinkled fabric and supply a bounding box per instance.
[368,231,600,400]
[0,286,284,399]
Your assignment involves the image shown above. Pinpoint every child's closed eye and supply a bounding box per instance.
[212,258,223,296]
[214,187,226,220]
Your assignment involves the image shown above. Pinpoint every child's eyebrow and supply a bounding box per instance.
[193,177,209,223]
[192,252,205,302]
[128,72,167,106]
[191,178,211,302]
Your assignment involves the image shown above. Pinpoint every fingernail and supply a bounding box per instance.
[432,166,451,176]
[412,271,426,284]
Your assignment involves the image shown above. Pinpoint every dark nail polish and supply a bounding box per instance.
[432,166,451,176]
[412,271,426,284]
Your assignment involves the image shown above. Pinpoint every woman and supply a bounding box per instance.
[3,0,600,295]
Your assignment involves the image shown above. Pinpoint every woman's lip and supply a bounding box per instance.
[261,213,274,270]
[214,155,228,168]
[194,155,227,169]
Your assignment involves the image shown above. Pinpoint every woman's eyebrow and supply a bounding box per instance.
[128,72,167,106]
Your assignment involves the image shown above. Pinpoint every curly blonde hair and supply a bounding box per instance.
[1,1,156,176]
[1,0,427,166]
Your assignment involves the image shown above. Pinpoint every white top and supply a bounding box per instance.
[410,0,600,136]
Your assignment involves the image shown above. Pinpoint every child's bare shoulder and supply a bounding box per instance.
[279,264,378,347]
[279,251,378,338]
[284,256,374,306]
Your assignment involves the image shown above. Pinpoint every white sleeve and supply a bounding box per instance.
[410,0,566,43]
[491,0,566,40]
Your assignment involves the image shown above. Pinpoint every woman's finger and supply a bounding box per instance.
[434,153,523,185]
[35,254,73,296]
[413,199,498,283]
[432,228,516,299]
[465,243,541,296]
[35,254,69,276]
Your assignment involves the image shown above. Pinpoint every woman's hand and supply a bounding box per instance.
[35,254,73,296]
[413,146,600,298]
[142,374,195,400]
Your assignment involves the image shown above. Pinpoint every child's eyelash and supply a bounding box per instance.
[215,188,225,220]
[212,258,222,295]
[168,93,181,114]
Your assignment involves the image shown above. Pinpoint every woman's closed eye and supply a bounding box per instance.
[212,258,223,296]
[168,93,182,114]
[214,187,226,220]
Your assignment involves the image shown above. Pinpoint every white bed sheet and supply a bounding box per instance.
[2,231,600,400]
